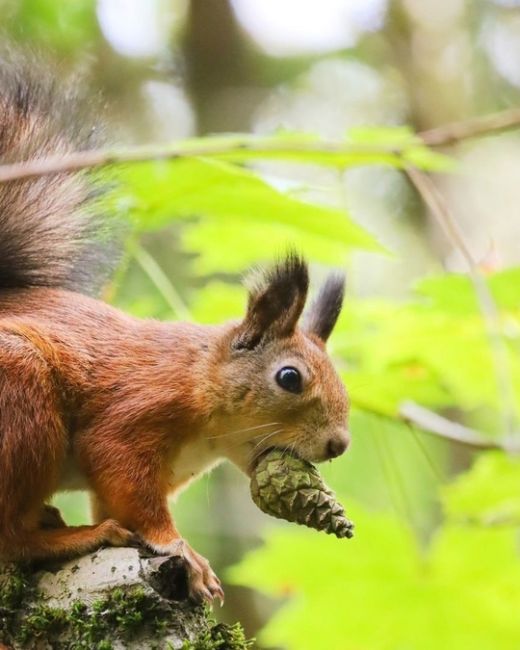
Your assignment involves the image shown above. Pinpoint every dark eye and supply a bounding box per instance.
[275,366,302,394]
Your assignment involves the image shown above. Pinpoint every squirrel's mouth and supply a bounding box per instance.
[249,445,303,473]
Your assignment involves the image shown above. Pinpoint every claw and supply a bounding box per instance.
[149,537,224,606]
[201,587,213,604]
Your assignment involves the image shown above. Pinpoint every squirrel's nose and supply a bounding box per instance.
[326,434,349,459]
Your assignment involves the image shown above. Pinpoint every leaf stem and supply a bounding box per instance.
[419,107,520,147]
[132,244,192,321]
[1,105,520,183]
[405,167,519,440]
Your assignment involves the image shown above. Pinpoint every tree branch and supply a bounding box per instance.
[399,401,511,450]
[419,108,520,147]
[404,166,519,439]
[0,139,397,184]
[0,106,519,183]
[0,547,250,649]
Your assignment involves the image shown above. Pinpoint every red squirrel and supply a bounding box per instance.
[0,56,350,604]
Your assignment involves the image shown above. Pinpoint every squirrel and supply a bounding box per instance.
[0,55,350,604]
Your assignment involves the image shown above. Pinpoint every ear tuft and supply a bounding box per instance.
[304,272,345,342]
[247,251,309,305]
[234,252,309,350]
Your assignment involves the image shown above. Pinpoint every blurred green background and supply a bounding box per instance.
[4,0,520,647]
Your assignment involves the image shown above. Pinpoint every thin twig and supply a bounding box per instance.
[399,401,510,450]
[0,139,397,184]
[419,107,520,147]
[0,105,519,183]
[132,244,192,320]
[407,425,445,482]
[405,166,518,439]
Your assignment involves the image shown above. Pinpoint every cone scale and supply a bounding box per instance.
[250,449,354,539]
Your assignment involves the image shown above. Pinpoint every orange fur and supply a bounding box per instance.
[0,58,349,603]
[0,279,349,571]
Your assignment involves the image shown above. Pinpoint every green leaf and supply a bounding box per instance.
[228,505,520,650]
[189,281,245,323]
[441,451,520,524]
[178,132,404,168]
[347,125,420,148]
[343,364,453,416]
[114,157,384,273]
[346,126,456,171]
[334,289,520,417]
[6,0,99,51]
[416,268,520,314]
[402,146,457,172]
[182,218,360,274]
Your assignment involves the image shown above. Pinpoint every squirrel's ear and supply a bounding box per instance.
[233,253,309,350]
[303,273,345,343]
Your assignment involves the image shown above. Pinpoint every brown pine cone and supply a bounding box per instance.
[250,449,354,539]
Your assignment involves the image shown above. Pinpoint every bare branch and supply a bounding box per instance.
[0,140,395,184]
[404,167,519,438]
[0,105,519,183]
[419,108,520,147]
[400,401,513,451]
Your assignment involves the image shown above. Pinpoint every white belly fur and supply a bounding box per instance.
[168,436,224,497]
[57,436,224,495]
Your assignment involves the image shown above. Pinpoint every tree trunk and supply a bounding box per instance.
[0,547,249,649]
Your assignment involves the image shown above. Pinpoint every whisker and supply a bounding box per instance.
[251,429,284,454]
[250,429,287,464]
[280,443,291,462]
[280,436,300,463]
[217,425,285,452]
[205,421,280,440]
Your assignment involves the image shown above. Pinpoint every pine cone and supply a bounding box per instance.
[250,449,354,539]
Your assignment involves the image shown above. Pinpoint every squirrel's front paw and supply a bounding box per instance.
[99,519,137,547]
[153,539,224,605]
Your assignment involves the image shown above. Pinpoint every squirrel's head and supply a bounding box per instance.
[211,254,349,472]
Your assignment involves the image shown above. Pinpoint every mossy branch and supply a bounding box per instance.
[0,548,251,650]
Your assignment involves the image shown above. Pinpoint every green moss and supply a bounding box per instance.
[1,571,251,650]
[18,604,68,644]
[0,565,31,610]
[0,564,32,643]
[16,585,170,648]
[183,620,253,650]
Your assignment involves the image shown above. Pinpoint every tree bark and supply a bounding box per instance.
[0,547,249,649]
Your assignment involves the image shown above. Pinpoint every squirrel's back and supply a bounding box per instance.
[0,52,119,296]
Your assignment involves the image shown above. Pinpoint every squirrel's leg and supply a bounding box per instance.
[9,520,135,561]
[40,504,67,529]
[90,494,109,523]
[89,471,224,603]
[0,331,134,562]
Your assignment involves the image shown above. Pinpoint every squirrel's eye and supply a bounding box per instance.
[275,366,302,394]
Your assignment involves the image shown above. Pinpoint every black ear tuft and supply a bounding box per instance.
[233,252,309,350]
[304,272,345,342]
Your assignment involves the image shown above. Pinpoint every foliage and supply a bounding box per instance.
[112,155,384,275]
[1,0,100,52]
[228,505,520,650]
[105,126,520,649]
[441,451,520,525]
[2,4,520,649]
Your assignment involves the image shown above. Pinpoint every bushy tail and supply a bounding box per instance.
[0,52,120,296]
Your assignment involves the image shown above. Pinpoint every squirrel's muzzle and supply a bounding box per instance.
[325,429,350,459]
